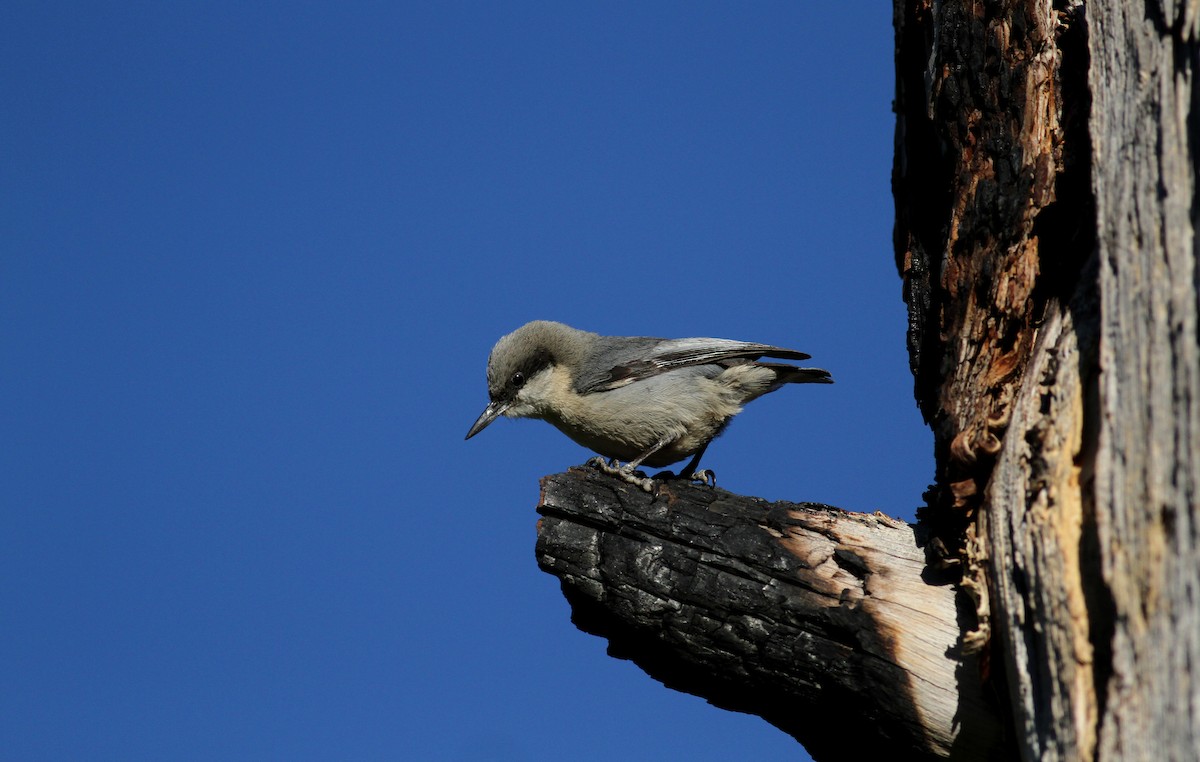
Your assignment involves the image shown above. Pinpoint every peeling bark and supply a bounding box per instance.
[893,0,1074,544]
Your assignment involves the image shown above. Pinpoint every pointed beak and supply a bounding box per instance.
[465,400,510,440]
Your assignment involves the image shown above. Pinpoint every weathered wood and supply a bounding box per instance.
[982,265,1104,760]
[892,0,1073,552]
[535,467,1006,761]
[1088,1,1200,758]
[892,12,1100,732]
[894,0,1101,757]
[896,0,1200,760]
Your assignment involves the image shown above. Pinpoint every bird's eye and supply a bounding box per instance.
[511,372,525,388]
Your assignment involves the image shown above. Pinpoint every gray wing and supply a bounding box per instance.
[574,336,812,394]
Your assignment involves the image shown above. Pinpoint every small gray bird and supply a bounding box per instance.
[465,320,832,491]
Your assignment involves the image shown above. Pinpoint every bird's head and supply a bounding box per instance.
[465,320,590,439]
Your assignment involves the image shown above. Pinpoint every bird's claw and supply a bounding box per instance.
[653,468,716,487]
[687,469,716,487]
[627,473,659,493]
[586,457,658,494]
[587,456,627,477]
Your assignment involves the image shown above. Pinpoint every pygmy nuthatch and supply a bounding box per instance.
[466,320,833,491]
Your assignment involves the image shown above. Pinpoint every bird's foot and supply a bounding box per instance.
[685,469,716,487]
[655,468,716,487]
[585,456,620,473]
[586,457,658,494]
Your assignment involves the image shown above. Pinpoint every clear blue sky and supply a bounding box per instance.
[3,5,926,760]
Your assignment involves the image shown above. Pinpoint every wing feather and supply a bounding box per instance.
[577,336,814,394]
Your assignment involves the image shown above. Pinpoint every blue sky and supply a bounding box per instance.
[2,5,925,760]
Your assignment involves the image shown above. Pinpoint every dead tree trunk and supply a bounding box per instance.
[1086,2,1200,758]
[895,0,1200,759]
[534,2,1200,760]
[893,0,1104,757]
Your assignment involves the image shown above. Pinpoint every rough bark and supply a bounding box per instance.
[895,0,1106,758]
[1089,1,1200,757]
[895,0,1200,760]
[536,467,1005,761]
[892,0,1093,632]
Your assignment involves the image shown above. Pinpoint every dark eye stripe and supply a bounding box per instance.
[513,348,552,388]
